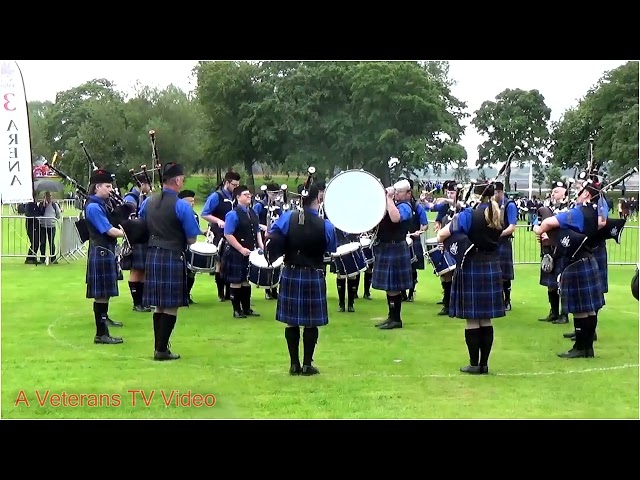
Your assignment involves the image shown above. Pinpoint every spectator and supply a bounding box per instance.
[36,191,61,264]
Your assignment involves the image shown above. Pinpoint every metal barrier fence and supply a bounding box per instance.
[1,215,85,264]
[511,224,639,265]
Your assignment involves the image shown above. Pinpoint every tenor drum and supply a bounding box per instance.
[359,237,374,265]
[323,169,387,234]
[187,242,218,273]
[248,249,284,288]
[331,242,368,278]
[406,236,417,263]
[427,246,456,276]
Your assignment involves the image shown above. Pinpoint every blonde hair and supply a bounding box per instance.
[482,194,503,230]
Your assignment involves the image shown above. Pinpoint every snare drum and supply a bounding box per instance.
[331,242,368,278]
[427,246,457,276]
[359,237,374,265]
[187,242,218,273]
[248,249,284,288]
[406,236,417,264]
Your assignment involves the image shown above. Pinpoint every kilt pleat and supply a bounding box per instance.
[497,239,515,281]
[86,244,119,299]
[539,255,568,288]
[120,243,147,271]
[448,253,505,320]
[222,248,250,284]
[276,266,328,327]
[143,247,189,308]
[371,241,414,292]
[559,255,604,314]
[592,242,608,294]
[411,239,425,270]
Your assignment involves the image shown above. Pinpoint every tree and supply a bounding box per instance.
[471,88,552,188]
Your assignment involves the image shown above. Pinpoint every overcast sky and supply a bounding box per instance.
[14,59,629,165]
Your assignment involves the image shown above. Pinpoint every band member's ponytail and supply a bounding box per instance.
[484,195,502,230]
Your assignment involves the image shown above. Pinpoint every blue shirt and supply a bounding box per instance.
[415,202,428,226]
[85,195,114,234]
[556,206,587,233]
[397,202,413,222]
[201,188,234,219]
[268,209,338,254]
[253,202,265,217]
[139,189,202,240]
[500,198,519,226]
[597,196,609,220]
[452,205,485,235]
[224,205,261,236]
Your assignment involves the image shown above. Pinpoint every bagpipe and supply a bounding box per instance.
[259,182,290,231]
[264,166,318,265]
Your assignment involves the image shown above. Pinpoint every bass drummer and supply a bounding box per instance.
[222,185,264,318]
[403,178,429,302]
[179,189,207,304]
[253,182,283,300]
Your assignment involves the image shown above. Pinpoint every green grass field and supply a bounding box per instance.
[1,175,638,419]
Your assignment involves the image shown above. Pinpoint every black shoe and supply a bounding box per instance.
[460,365,488,374]
[436,300,444,305]
[218,296,226,302]
[406,295,414,302]
[437,306,448,316]
[363,293,372,300]
[188,297,196,304]
[105,318,123,327]
[233,310,247,318]
[505,301,512,311]
[94,335,123,344]
[301,365,320,376]
[552,314,569,324]
[133,305,152,312]
[539,312,558,322]
[244,309,260,317]
[347,304,355,313]
[375,317,391,327]
[154,351,180,361]
[338,304,345,312]
[557,348,594,358]
[289,364,302,375]
[378,320,402,330]
[265,291,273,300]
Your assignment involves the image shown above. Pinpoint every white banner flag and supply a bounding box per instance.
[0,61,34,204]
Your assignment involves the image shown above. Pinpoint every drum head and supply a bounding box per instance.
[406,237,413,246]
[333,241,360,256]
[190,242,218,254]
[272,255,284,268]
[360,238,371,247]
[249,249,269,267]
[323,170,386,234]
[426,237,438,245]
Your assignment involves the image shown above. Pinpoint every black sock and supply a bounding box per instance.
[93,302,108,336]
[479,325,494,367]
[584,315,598,350]
[573,317,587,350]
[152,312,162,351]
[347,278,358,306]
[389,293,403,322]
[386,293,394,319]
[408,269,418,297]
[241,285,252,312]
[158,313,177,353]
[230,287,242,312]
[224,282,231,300]
[337,278,346,306]
[186,275,195,295]
[443,281,452,309]
[464,328,481,366]
[284,327,300,366]
[215,273,225,298]
[503,281,511,304]
[548,289,560,316]
[303,327,319,366]
[354,274,361,293]
[128,281,139,306]
[364,272,372,295]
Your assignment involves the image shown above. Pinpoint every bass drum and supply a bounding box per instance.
[323,169,387,234]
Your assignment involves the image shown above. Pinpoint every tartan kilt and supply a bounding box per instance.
[412,239,425,270]
[592,242,608,294]
[85,244,119,299]
[539,254,568,288]
[449,253,505,320]
[371,241,414,292]
[497,238,514,281]
[276,266,328,327]
[221,248,249,284]
[559,255,604,314]
[120,243,147,271]
[143,247,189,308]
